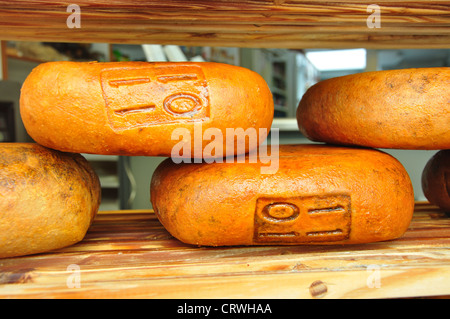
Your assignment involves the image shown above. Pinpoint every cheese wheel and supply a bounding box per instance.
[20,61,273,157]
[422,150,450,212]
[297,67,450,150]
[0,143,101,258]
[150,144,414,246]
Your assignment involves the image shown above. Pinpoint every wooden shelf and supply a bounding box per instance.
[0,202,449,299]
[0,1,449,48]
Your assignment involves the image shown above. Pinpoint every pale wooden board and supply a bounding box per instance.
[0,202,449,299]
[0,1,449,48]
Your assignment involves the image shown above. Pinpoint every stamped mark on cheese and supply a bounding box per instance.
[254,194,351,243]
[100,64,210,131]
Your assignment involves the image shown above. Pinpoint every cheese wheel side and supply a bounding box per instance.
[150,144,415,246]
[422,150,450,212]
[297,67,450,150]
[20,61,274,157]
[0,143,101,258]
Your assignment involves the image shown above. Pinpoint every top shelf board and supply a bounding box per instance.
[0,1,449,49]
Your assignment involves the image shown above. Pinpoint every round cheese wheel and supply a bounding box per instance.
[297,67,450,150]
[20,61,273,157]
[0,143,101,258]
[150,144,414,246]
[422,150,450,212]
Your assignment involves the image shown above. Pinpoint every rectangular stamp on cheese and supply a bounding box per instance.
[254,194,352,244]
[100,64,210,131]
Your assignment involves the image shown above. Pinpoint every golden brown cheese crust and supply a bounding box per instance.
[150,144,414,246]
[20,61,273,157]
[297,67,450,150]
[0,143,101,258]
[422,150,450,212]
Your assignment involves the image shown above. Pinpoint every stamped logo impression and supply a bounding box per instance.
[254,194,352,243]
[100,64,210,131]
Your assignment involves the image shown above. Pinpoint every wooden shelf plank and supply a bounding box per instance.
[0,202,449,299]
[0,1,449,48]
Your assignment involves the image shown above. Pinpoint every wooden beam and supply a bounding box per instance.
[0,1,449,48]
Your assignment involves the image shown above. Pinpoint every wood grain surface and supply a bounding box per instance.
[0,202,449,299]
[0,1,449,48]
